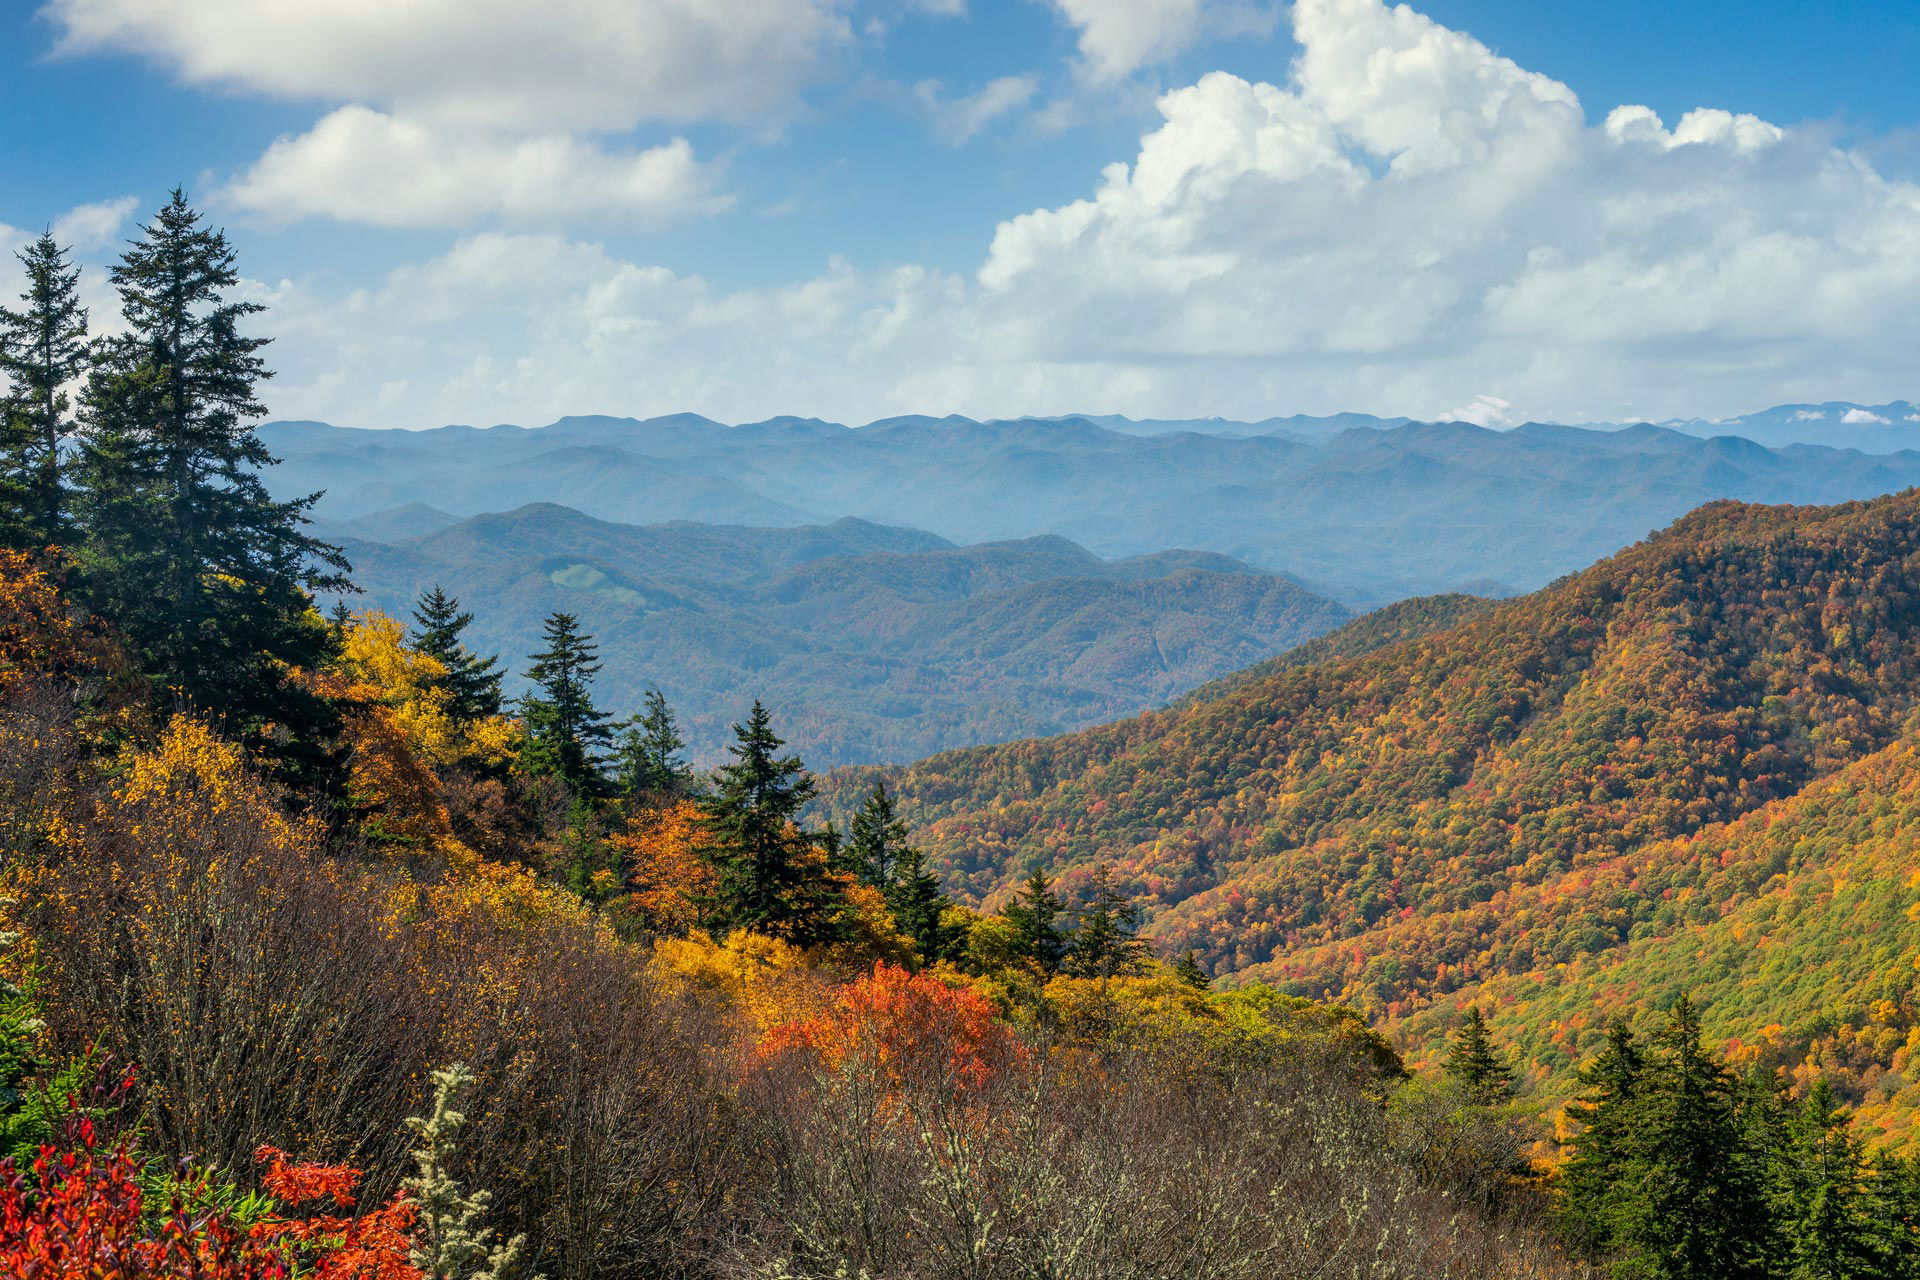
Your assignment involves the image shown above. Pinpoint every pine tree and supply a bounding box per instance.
[1066,864,1148,980]
[410,585,502,723]
[520,612,613,794]
[697,700,841,943]
[1446,1007,1516,1105]
[0,233,89,550]
[70,191,348,759]
[1771,1079,1890,1280]
[1613,998,1772,1280]
[847,780,912,890]
[612,688,691,797]
[886,847,957,966]
[1173,948,1211,990]
[1559,1021,1647,1256]
[1004,871,1069,976]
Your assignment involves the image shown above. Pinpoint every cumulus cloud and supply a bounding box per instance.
[1050,0,1279,81]
[225,109,729,228]
[244,0,1920,429]
[918,76,1040,144]
[49,195,138,249]
[43,0,848,130]
[1842,407,1891,424]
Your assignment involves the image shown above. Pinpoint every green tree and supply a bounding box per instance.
[1066,864,1148,980]
[71,191,348,759]
[846,780,913,890]
[1004,871,1069,976]
[1446,1007,1516,1105]
[1173,948,1211,990]
[886,847,957,966]
[1771,1079,1891,1280]
[405,1064,537,1280]
[0,232,89,550]
[698,700,841,943]
[613,688,691,798]
[1559,1021,1648,1256]
[410,585,503,723]
[520,612,614,794]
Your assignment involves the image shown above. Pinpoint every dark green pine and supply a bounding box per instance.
[847,779,912,890]
[1004,871,1069,977]
[884,847,957,966]
[70,191,349,774]
[0,232,90,551]
[613,687,692,798]
[1445,1006,1517,1105]
[519,610,614,795]
[1066,863,1149,980]
[1173,949,1211,990]
[410,584,503,722]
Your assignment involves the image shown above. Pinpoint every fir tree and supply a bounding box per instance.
[1004,871,1069,976]
[520,612,614,794]
[410,585,503,723]
[70,191,348,760]
[698,700,842,944]
[1066,864,1149,980]
[1771,1079,1890,1280]
[0,233,89,550]
[1446,1007,1516,1105]
[1173,948,1211,990]
[886,847,957,966]
[612,688,691,797]
[1559,1021,1647,1256]
[847,780,912,890]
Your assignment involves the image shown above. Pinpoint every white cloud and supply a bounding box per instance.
[1842,407,1891,424]
[1050,0,1279,81]
[43,0,848,130]
[1795,410,1829,421]
[225,109,730,228]
[49,195,138,250]
[918,75,1039,144]
[247,0,1920,429]
[1444,395,1519,427]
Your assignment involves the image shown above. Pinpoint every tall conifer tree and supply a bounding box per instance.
[410,585,503,722]
[847,780,912,889]
[71,191,347,755]
[1004,871,1069,977]
[1066,863,1148,980]
[520,611,613,794]
[0,233,89,550]
[1446,1007,1517,1105]
[613,688,691,797]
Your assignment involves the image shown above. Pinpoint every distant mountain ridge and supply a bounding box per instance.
[328,503,1349,766]
[265,407,1920,605]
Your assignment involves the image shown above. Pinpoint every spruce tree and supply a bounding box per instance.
[1446,1007,1517,1105]
[1173,948,1211,990]
[886,847,957,966]
[1771,1079,1889,1280]
[0,233,89,550]
[698,700,841,943]
[847,780,912,890]
[71,191,348,760]
[520,612,613,794]
[612,688,691,797]
[1004,871,1069,976]
[1559,1021,1647,1256]
[1066,863,1148,980]
[410,585,503,723]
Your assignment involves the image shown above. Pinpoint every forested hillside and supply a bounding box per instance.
[332,502,1349,763]
[261,413,1920,603]
[830,490,1920,1140]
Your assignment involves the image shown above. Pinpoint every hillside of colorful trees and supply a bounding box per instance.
[4,195,1920,1277]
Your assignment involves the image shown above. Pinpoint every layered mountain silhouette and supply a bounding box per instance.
[328,503,1349,766]
[266,408,1920,604]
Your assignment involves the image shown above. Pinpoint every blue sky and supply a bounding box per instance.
[5,0,1920,429]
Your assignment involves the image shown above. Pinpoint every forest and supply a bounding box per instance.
[3,197,1920,1277]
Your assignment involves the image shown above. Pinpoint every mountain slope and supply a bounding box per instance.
[829,489,1920,1049]
[335,505,1348,765]
[265,413,1920,604]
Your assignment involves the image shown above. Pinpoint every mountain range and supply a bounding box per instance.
[267,406,1920,605]
[818,488,1920,1145]
[326,503,1349,766]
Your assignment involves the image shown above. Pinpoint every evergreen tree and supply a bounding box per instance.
[520,612,614,794]
[0,233,88,550]
[1003,871,1069,977]
[612,688,691,797]
[404,1064,535,1280]
[1559,1021,1648,1256]
[70,191,348,757]
[1446,1007,1517,1105]
[1173,948,1211,990]
[847,780,912,890]
[698,701,841,944]
[410,585,502,723]
[1771,1079,1891,1280]
[1612,998,1772,1280]
[886,847,957,966]
[1066,864,1148,980]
